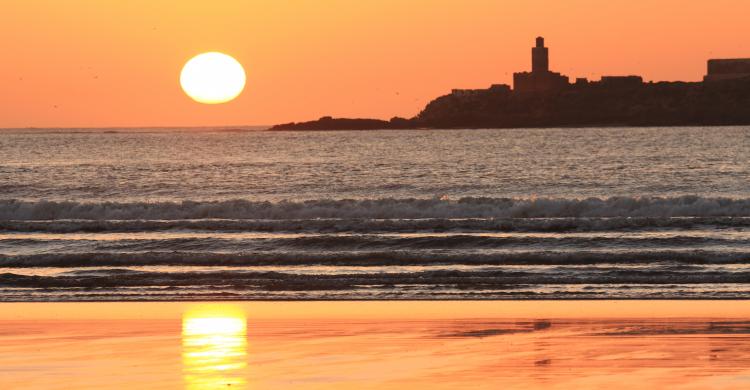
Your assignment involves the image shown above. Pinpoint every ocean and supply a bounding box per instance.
[0,126,748,300]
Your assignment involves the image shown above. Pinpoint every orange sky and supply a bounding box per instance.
[2,0,749,128]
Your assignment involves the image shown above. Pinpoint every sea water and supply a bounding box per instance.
[0,127,748,300]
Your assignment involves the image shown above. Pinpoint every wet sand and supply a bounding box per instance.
[1,301,750,389]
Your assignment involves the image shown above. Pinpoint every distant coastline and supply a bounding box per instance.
[270,116,412,131]
[271,37,750,131]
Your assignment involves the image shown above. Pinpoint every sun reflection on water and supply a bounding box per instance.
[182,305,248,389]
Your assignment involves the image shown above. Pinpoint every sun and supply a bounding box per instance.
[180,52,246,104]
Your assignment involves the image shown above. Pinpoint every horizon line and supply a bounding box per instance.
[0,125,272,131]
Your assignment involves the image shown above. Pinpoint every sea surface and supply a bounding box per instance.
[0,126,748,300]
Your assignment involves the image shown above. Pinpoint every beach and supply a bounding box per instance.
[2,300,750,389]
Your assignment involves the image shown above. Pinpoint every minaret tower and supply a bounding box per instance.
[532,36,549,73]
[513,36,569,93]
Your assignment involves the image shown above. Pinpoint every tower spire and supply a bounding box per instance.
[532,36,549,73]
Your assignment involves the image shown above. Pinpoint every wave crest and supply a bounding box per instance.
[1,196,749,221]
[2,250,748,267]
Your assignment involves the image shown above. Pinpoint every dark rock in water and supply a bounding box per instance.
[270,116,415,131]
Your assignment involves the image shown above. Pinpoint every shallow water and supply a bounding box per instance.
[1,301,750,389]
[0,127,748,300]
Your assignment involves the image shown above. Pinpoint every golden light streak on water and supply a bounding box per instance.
[182,305,248,389]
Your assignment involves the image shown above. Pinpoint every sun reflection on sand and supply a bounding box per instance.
[182,305,248,389]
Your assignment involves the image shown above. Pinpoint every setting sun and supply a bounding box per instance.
[180,52,246,104]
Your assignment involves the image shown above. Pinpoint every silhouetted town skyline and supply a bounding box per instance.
[450,36,750,96]
[273,37,750,130]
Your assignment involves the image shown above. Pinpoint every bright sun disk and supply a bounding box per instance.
[180,52,246,104]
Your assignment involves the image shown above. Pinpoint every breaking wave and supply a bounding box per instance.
[2,216,750,233]
[2,196,749,300]
[4,235,749,253]
[1,196,749,221]
[2,250,748,267]
[2,270,749,289]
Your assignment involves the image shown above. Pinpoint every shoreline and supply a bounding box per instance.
[4,300,750,320]
[267,123,750,131]
[4,297,750,303]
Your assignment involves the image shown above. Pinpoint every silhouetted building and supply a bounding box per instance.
[532,36,549,73]
[704,58,750,82]
[274,36,750,131]
[488,84,511,92]
[449,84,510,98]
[513,37,570,93]
[599,76,643,88]
[451,88,482,97]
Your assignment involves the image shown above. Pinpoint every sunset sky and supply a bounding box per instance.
[2,0,749,128]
